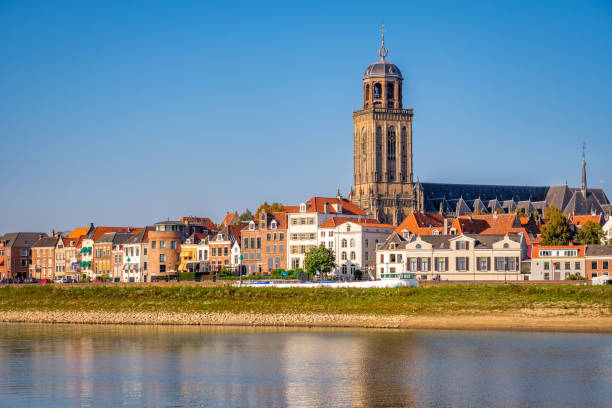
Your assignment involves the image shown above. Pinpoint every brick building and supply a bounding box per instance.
[242,211,289,275]
[585,245,612,279]
[0,232,47,279]
[30,235,59,280]
[148,224,181,280]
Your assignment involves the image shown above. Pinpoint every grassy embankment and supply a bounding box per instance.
[1,284,610,316]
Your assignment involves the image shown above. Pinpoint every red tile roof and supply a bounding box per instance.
[303,197,367,216]
[571,214,602,227]
[221,212,238,227]
[531,245,584,259]
[321,217,393,229]
[180,216,219,231]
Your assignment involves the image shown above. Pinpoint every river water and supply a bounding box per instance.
[0,324,610,407]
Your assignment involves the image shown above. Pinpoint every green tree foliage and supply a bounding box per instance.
[540,206,572,245]
[515,208,527,217]
[304,246,336,278]
[576,220,605,245]
[238,209,253,222]
[255,202,285,218]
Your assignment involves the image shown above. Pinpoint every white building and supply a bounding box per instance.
[286,195,367,270]
[122,228,149,282]
[318,217,394,278]
[377,233,526,281]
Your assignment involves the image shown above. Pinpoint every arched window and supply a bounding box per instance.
[387,126,396,181]
[341,239,347,248]
[386,83,394,99]
[349,238,355,247]
[374,83,382,99]
[365,84,369,101]
[341,252,347,261]
[350,251,356,260]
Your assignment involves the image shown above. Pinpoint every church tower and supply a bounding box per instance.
[351,27,422,225]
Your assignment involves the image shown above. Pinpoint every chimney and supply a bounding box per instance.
[443,219,448,235]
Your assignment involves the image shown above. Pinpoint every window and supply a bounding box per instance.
[144,247,147,256]
[160,265,166,273]
[159,241,166,249]
[309,233,315,240]
[224,247,228,256]
[397,254,403,263]
[575,262,581,270]
[503,243,510,248]
[170,241,176,249]
[212,247,217,256]
[308,218,315,225]
[539,250,551,257]
[328,241,333,248]
[256,238,261,249]
[244,238,248,249]
[159,254,166,263]
[341,239,347,248]
[410,258,418,272]
[21,249,27,256]
[415,244,422,249]
[365,252,369,261]
[341,252,347,261]
[456,241,467,250]
[508,258,516,271]
[21,259,28,267]
[320,231,325,238]
[365,239,369,248]
[373,83,382,99]
[390,254,396,263]
[457,257,467,271]
[329,232,333,237]
[350,238,355,247]
[386,82,394,100]
[604,261,609,270]
[565,262,571,270]
[496,257,505,271]
[279,233,284,241]
[544,262,550,270]
[592,261,598,270]
[267,233,271,241]
[478,257,488,271]
[554,262,561,271]
[346,224,351,232]
[544,272,550,280]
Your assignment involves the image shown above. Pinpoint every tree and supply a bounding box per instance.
[472,210,482,216]
[515,208,527,218]
[576,220,605,245]
[255,202,285,218]
[540,205,572,245]
[238,209,253,222]
[304,246,336,279]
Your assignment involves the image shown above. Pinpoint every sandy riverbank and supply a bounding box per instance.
[1,310,611,333]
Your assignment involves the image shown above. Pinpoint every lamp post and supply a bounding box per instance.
[239,254,243,286]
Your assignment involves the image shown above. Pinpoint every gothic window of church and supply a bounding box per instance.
[373,83,382,99]
[386,83,394,100]
[387,126,396,181]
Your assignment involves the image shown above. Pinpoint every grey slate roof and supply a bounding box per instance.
[422,183,548,202]
[363,60,403,79]
[97,232,134,244]
[472,198,489,214]
[585,245,612,257]
[418,233,522,249]
[32,236,59,248]
[125,227,150,244]
[0,232,48,247]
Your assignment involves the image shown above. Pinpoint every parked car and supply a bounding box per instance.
[23,277,39,284]
[0,278,13,284]
[54,277,64,283]
[62,277,74,283]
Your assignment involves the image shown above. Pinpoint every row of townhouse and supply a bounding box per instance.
[377,233,527,281]
[530,244,612,280]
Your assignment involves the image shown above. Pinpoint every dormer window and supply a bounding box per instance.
[415,244,422,249]
[271,220,277,230]
[249,221,255,231]
[390,242,396,249]
[346,224,351,232]
[217,234,223,241]
[300,203,307,213]
[503,243,510,248]
[433,230,440,235]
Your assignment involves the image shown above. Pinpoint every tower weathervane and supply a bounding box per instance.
[378,24,388,60]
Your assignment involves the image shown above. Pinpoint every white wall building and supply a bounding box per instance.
[318,218,394,278]
[122,228,149,282]
[287,196,367,270]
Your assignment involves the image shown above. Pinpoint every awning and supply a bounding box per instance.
[0,259,4,265]
[79,248,87,253]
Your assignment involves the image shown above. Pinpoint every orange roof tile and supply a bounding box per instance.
[221,212,238,226]
[304,197,367,216]
[67,227,89,239]
[571,215,602,227]
[321,217,393,229]
[531,245,584,259]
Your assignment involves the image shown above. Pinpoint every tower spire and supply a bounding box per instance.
[581,141,587,196]
[378,24,388,60]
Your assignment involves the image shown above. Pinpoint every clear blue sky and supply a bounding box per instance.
[1,0,611,233]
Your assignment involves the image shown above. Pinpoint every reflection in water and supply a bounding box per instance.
[0,324,611,408]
